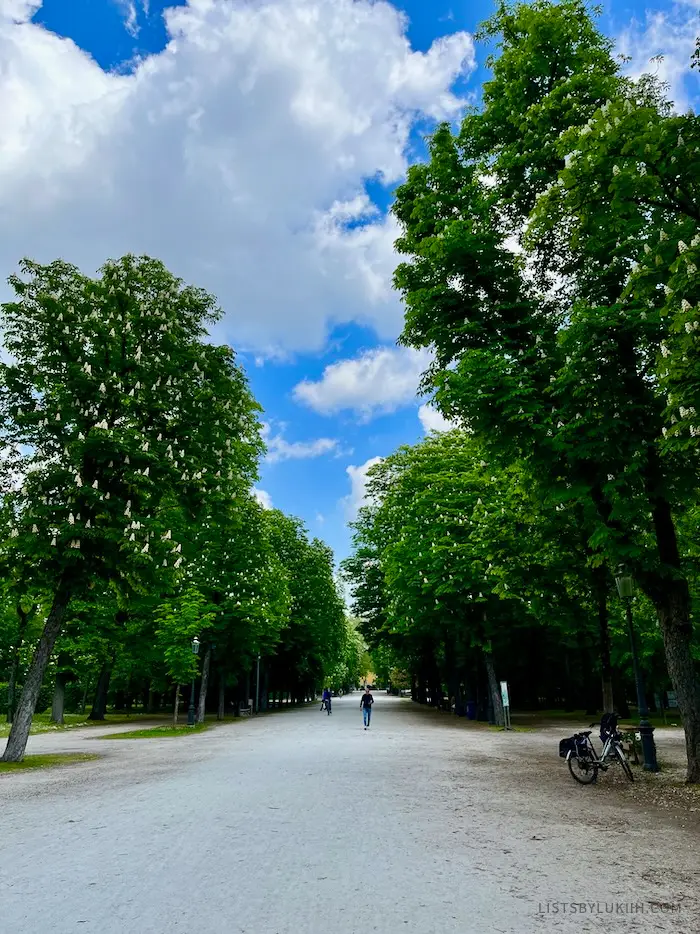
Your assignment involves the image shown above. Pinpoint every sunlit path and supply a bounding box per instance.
[1,695,698,934]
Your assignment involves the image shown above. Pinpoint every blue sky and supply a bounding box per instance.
[2,0,698,567]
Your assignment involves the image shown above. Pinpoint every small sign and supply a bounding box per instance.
[500,681,510,709]
[666,690,678,708]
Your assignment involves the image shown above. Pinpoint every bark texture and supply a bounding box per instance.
[2,583,72,762]
[484,650,504,727]
[88,665,112,721]
[197,644,212,723]
[593,566,614,713]
[50,671,69,724]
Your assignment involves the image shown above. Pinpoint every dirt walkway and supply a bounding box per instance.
[1,696,698,934]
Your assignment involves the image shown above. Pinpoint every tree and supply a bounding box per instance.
[264,511,346,701]
[0,254,262,760]
[155,586,214,723]
[391,0,700,780]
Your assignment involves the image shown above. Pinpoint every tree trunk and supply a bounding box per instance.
[260,667,269,711]
[197,643,212,723]
[51,671,68,724]
[173,684,180,726]
[593,566,614,713]
[80,680,90,715]
[643,487,700,782]
[88,665,112,720]
[483,649,504,727]
[654,579,700,782]
[1,582,72,762]
[218,674,226,721]
[6,603,32,724]
[147,683,155,714]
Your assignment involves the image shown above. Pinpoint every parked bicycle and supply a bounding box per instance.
[559,713,634,784]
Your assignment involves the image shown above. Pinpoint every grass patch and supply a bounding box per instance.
[0,752,99,773]
[0,711,173,738]
[97,723,211,739]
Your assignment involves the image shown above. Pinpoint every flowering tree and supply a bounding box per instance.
[0,255,262,760]
[391,0,700,778]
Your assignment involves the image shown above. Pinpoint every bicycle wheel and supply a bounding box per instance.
[615,744,634,782]
[568,754,598,784]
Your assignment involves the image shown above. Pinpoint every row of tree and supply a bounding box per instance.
[345,0,700,781]
[344,430,676,719]
[0,255,361,760]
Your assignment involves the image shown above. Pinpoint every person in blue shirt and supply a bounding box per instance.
[321,687,332,714]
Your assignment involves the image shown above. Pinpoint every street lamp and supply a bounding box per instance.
[187,637,200,727]
[614,571,658,772]
[255,654,261,714]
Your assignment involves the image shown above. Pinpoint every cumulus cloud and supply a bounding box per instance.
[1,1,41,22]
[0,0,474,354]
[342,456,383,521]
[418,403,456,434]
[253,486,273,509]
[262,422,343,464]
[294,346,433,419]
[617,7,700,111]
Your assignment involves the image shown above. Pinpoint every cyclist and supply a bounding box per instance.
[321,686,332,714]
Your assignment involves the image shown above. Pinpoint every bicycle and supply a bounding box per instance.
[559,713,634,785]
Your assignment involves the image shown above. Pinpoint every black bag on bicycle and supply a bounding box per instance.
[559,737,576,758]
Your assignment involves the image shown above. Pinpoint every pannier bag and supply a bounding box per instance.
[559,735,589,759]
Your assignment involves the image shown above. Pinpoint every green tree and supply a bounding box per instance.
[391,0,700,780]
[0,255,262,760]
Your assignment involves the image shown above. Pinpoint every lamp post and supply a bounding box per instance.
[614,572,658,772]
[187,637,200,727]
[255,654,261,714]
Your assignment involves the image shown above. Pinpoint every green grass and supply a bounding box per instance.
[0,711,174,738]
[97,723,211,739]
[0,752,100,773]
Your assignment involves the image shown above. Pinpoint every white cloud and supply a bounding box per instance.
[0,0,475,354]
[418,403,456,434]
[253,486,273,509]
[1,1,41,22]
[262,422,342,464]
[115,1,139,37]
[617,8,700,112]
[342,456,383,521]
[294,346,433,419]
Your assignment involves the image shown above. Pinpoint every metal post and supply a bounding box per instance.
[187,678,196,727]
[625,598,658,772]
[255,655,261,714]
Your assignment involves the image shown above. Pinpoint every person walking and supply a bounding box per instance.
[360,685,373,729]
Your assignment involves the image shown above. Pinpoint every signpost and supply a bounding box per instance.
[500,681,512,731]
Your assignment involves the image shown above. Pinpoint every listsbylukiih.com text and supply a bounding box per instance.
[537,901,682,915]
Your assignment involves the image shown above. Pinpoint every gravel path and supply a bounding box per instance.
[1,695,698,934]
